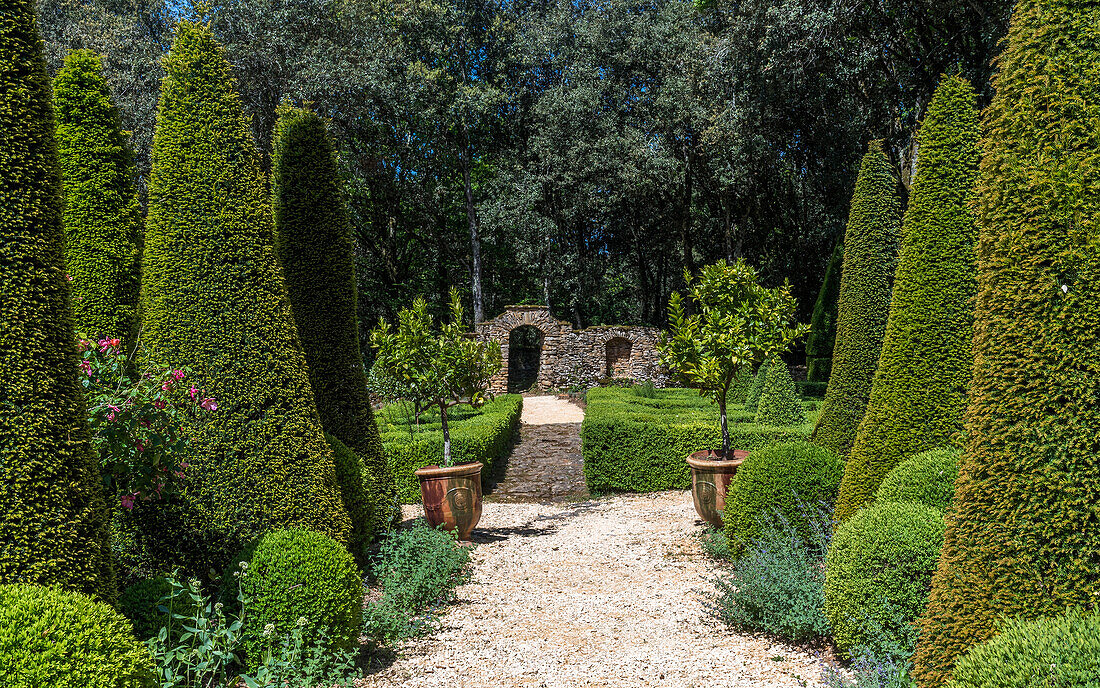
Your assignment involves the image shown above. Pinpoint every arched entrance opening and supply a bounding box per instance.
[508,325,544,393]
[605,337,633,380]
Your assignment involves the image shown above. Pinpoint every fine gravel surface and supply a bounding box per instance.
[359,492,832,688]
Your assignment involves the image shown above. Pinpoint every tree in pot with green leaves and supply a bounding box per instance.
[370,291,501,543]
[658,260,808,528]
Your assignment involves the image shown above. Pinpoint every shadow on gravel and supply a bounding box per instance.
[471,500,602,544]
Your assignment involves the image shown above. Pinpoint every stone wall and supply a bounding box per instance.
[475,305,670,394]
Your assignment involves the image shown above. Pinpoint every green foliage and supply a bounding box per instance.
[0,583,155,688]
[323,433,384,565]
[796,381,829,399]
[744,363,768,412]
[371,291,502,466]
[53,49,141,346]
[807,240,844,383]
[875,448,960,513]
[0,0,114,601]
[698,526,732,561]
[272,103,393,524]
[948,611,1100,688]
[812,141,901,457]
[659,259,808,454]
[722,441,843,556]
[134,21,350,577]
[709,505,832,642]
[120,575,176,641]
[837,76,980,523]
[379,395,522,502]
[582,388,816,494]
[363,520,471,643]
[755,362,805,426]
[239,529,363,663]
[913,3,1100,684]
[825,501,945,657]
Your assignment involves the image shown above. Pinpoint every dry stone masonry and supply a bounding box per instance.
[475,305,669,394]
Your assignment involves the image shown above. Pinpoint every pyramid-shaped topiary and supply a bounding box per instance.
[0,0,114,601]
[811,141,900,457]
[834,75,980,523]
[134,21,350,576]
[53,49,142,346]
[743,362,768,412]
[754,362,804,427]
[272,103,393,554]
[912,3,1100,685]
[806,240,843,383]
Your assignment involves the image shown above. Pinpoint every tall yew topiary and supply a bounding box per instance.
[806,240,843,383]
[53,49,142,346]
[835,75,980,523]
[912,3,1100,685]
[272,103,393,549]
[811,141,900,457]
[0,0,114,600]
[135,22,350,576]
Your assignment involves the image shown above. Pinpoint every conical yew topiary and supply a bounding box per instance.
[811,141,900,457]
[0,0,114,600]
[835,75,980,523]
[53,49,142,346]
[806,240,843,383]
[912,3,1100,685]
[134,22,350,576]
[754,362,804,427]
[272,103,393,555]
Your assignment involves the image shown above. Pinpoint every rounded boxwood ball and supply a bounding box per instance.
[824,501,945,656]
[875,448,960,512]
[0,583,155,687]
[948,611,1100,688]
[240,529,363,663]
[723,441,843,556]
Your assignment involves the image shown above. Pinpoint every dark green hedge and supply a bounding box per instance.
[324,433,384,565]
[913,3,1100,684]
[837,76,979,523]
[53,49,142,347]
[795,381,828,399]
[379,395,522,503]
[134,22,349,578]
[812,141,900,457]
[0,0,114,602]
[806,240,843,383]
[582,387,816,494]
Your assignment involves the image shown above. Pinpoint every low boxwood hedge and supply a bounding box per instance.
[581,387,817,493]
[378,395,522,502]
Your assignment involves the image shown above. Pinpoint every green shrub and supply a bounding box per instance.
[0,583,155,687]
[363,520,471,643]
[239,529,363,664]
[272,104,392,530]
[825,501,944,657]
[325,433,383,566]
[807,240,844,383]
[948,611,1100,688]
[710,505,831,642]
[795,381,828,399]
[119,575,172,641]
[582,387,817,494]
[875,448,960,513]
[133,21,349,577]
[744,363,768,412]
[838,76,980,523]
[727,366,755,405]
[380,395,522,502]
[755,363,805,426]
[913,4,1100,684]
[812,141,900,457]
[0,0,114,601]
[53,49,142,346]
[723,441,842,555]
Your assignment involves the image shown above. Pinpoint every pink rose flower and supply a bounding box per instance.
[79,361,92,376]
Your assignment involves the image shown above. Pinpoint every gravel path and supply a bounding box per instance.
[361,492,829,688]
[520,395,586,425]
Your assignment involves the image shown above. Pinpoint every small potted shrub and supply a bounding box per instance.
[371,291,501,544]
[659,260,807,528]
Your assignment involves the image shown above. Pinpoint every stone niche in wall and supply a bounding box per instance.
[474,305,670,394]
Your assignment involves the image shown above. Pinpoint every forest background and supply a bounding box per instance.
[38,0,1012,355]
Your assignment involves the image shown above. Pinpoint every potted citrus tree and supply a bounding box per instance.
[370,290,501,544]
[658,260,807,528]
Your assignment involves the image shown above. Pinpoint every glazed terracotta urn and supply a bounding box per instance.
[415,462,483,545]
[686,449,749,529]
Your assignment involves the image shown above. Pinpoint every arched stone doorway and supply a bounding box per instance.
[605,337,633,380]
[508,325,544,393]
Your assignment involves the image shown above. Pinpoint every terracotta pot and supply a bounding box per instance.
[415,462,483,545]
[686,449,749,529]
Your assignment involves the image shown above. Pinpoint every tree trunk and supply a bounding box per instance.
[440,401,451,467]
[718,395,730,456]
[680,140,696,278]
[462,148,484,324]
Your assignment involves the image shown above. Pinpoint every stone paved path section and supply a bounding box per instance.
[483,395,588,503]
[361,493,828,688]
